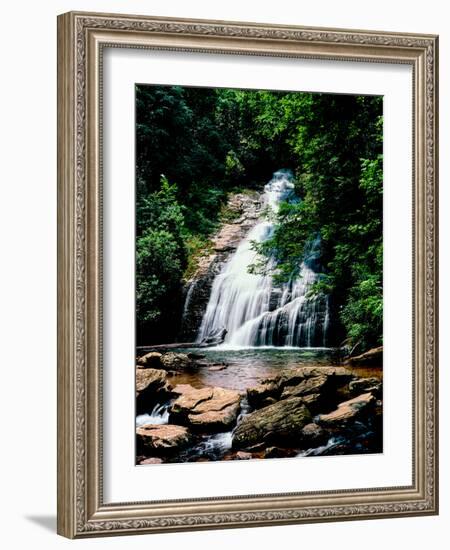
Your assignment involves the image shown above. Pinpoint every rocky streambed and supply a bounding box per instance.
[135,347,383,464]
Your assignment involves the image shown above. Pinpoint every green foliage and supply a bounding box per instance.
[225,150,245,180]
[137,176,185,238]
[247,94,383,350]
[341,273,383,349]
[136,228,184,323]
[136,85,231,235]
[135,176,187,341]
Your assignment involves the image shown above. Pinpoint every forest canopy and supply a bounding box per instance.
[136,85,383,350]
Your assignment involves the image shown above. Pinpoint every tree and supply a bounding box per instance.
[250,94,383,349]
[135,177,187,343]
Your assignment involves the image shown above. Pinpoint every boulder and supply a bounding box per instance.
[160,352,195,371]
[299,393,323,414]
[349,377,382,398]
[136,424,193,456]
[317,393,376,427]
[139,457,164,465]
[187,405,240,431]
[235,451,253,460]
[136,367,168,396]
[170,383,198,397]
[263,446,298,459]
[300,423,328,447]
[280,374,329,400]
[281,366,354,387]
[171,386,214,412]
[345,346,383,367]
[247,376,282,409]
[170,385,241,432]
[281,368,354,410]
[246,367,354,411]
[264,446,286,458]
[136,351,163,369]
[232,397,312,450]
[136,367,170,412]
[191,387,239,412]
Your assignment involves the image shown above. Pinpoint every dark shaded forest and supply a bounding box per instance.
[136,85,383,350]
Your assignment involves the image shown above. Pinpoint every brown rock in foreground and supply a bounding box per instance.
[136,424,193,456]
[170,383,197,397]
[160,352,196,371]
[139,457,164,465]
[235,451,253,460]
[246,366,354,411]
[136,367,168,396]
[171,385,213,412]
[137,351,200,371]
[246,376,281,408]
[232,397,312,450]
[299,393,323,414]
[136,367,170,412]
[349,377,382,398]
[170,385,241,432]
[300,423,328,447]
[263,446,294,459]
[280,374,329,400]
[317,393,376,427]
[136,351,163,368]
[345,346,383,367]
[187,406,240,431]
[282,366,354,387]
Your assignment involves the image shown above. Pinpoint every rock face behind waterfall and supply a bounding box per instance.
[180,192,264,340]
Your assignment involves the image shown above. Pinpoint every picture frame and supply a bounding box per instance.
[57,11,439,538]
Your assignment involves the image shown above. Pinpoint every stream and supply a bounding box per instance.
[136,347,382,463]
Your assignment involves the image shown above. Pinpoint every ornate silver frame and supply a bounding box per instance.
[57,11,439,538]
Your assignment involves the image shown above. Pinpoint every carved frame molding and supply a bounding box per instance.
[57,11,438,538]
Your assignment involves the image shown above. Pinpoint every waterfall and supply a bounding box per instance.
[136,403,170,427]
[196,170,330,348]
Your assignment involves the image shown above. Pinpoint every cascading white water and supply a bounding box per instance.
[196,170,330,348]
[136,403,170,427]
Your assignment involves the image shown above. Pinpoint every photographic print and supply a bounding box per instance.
[135,85,383,465]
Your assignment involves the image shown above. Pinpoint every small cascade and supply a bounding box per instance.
[182,280,197,319]
[136,403,170,427]
[196,170,330,348]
